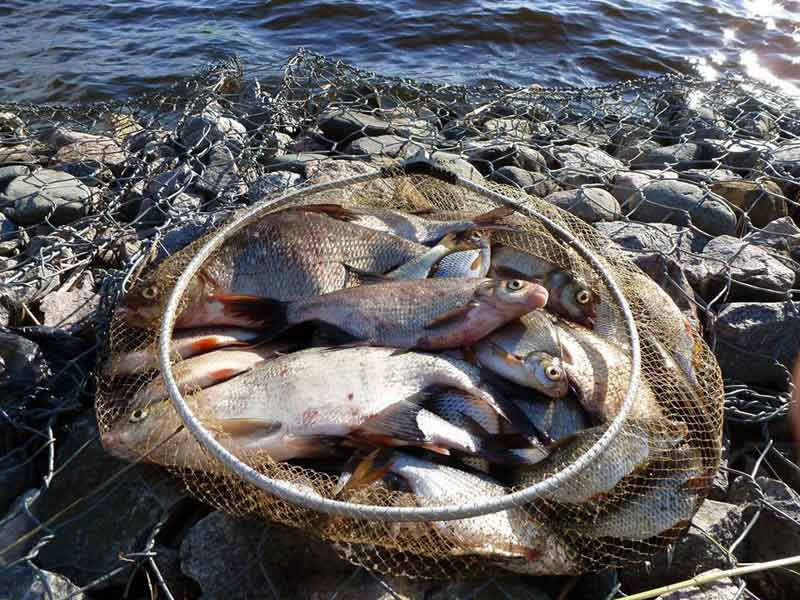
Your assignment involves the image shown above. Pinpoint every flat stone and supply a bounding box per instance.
[247,170,301,203]
[681,168,741,184]
[745,217,800,255]
[710,180,787,228]
[713,302,800,388]
[54,136,127,170]
[0,169,93,226]
[544,187,620,222]
[346,134,427,160]
[620,500,746,593]
[179,105,247,154]
[463,141,548,174]
[626,179,737,237]
[39,286,100,333]
[490,165,559,197]
[430,151,485,183]
[548,143,623,187]
[267,153,329,176]
[319,110,392,142]
[0,565,85,600]
[610,169,679,208]
[632,142,708,170]
[683,235,795,301]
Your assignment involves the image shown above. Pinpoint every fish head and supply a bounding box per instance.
[478,279,549,313]
[116,270,207,328]
[546,272,598,327]
[100,402,182,463]
[523,351,570,398]
[447,229,492,251]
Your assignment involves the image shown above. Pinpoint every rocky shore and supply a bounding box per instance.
[1,58,799,599]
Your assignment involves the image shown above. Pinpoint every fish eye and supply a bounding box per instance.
[129,408,149,423]
[507,280,524,291]
[544,364,562,381]
[576,289,592,305]
[142,286,158,300]
[470,231,483,241]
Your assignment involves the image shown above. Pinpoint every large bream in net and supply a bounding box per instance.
[95,138,724,576]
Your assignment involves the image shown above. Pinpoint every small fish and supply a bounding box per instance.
[385,230,489,280]
[130,341,297,408]
[511,419,689,504]
[473,312,569,398]
[343,205,514,244]
[104,327,264,377]
[223,278,549,351]
[340,450,580,575]
[116,206,432,329]
[489,245,598,327]
[431,230,493,278]
[101,347,524,468]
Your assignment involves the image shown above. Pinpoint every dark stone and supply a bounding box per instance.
[631,142,708,170]
[0,565,85,599]
[0,169,93,226]
[594,221,708,257]
[345,134,427,160]
[267,153,329,176]
[681,168,741,184]
[178,107,247,155]
[705,138,775,172]
[462,142,548,174]
[712,302,800,388]
[247,171,301,204]
[195,145,247,198]
[746,217,800,256]
[319,110,392,142]
[544,188,620,222]
[546,143,622,187]
[0,489,38,566]
[490,165,559,197]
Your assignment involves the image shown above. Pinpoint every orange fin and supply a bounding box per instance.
[211,294,289,333]
[335,449,395,495]
[423,302,477,331]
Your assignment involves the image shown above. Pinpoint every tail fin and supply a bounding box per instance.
[334,449,396,495]
[473,205,515,225]
[211,294,290,336]
[459,414,549,466]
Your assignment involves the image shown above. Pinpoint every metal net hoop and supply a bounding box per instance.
[157,159,642,522]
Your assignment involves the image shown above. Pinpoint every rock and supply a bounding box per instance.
[626,253,700,321]
[0,332,48,399]
[157,210,234,260]
[195,145,247,198]
[145,163,196,200]
[179,105,247,154]
[0,169,93,226]
[746,217,800,256]
[610,169,678,207]
[123,127,169,153]
[632,142,707,170]
[54,136,127,171]
[620,500,746,593]
[713,301,800,388]
[94,227,141,268]
[705,139,775,172]
[490,165,559,197]
[346,134,426,160]
[247,171,301,203]
[462,142,548,174]
[552,122,612,148]
[39,286,100,334]
[319,110,392,142]
[616,139,662,163]
[0,211,17,238]
[0,489,38,566]
[482,117,539,138]
[304,158,379,183]
[544,188,620,222]
[0,165,30,185]
[626,179,737,236]
[594,221,706,257]
[0,565,85,600]
[681,168,741,184]
[710,436,730,502]
[734,110,779,141]
[710,180,787,228]
[430,151,485,183]
[773,140,800,174]
[656,578,742,599]
[547,143,623,187]
[683,235,794,301]
[0,112,26,139]
[34,414,185,588]
[267,152,329,176]
[181,511,362,600]
[0,145,38,165]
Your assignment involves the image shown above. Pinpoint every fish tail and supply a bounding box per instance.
[350,397,451,455]
[459,414,547,466]
[210,294,290,336]
[334,449,396,495]
[472,205,515,224]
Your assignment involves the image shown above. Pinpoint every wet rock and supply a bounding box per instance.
[547,143,623,187]
[181,511,366,600]
[430,151,485,183]
[544,188,620,222]
[632,142,707,170]
[179,105,247,154]
[710,180,787,228]
[35,414,185,588]
[0,165,30,185]
[0,332,48,398]
[682,235,794,301]
[713,301,800,388]
[0,169,93,226]
[490,165,559,197]
[745,217,800,256]
[656,578,742,600]
[463,142,548,174]
[267,152,329,176]
[0,565,85,600]
[0,489,38,566]
[625,179,737,236]
[610,169,678,208]
[681,168,741,184]
[195,145,247,199]
[247,170,301,203]
[346,134,427,160]
[39,286,100,334]
[319,110,392,142]
[620,500,746,593]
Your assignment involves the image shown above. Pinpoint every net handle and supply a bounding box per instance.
[158,161,641,522]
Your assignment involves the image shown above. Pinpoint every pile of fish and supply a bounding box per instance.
[100,202,704,574]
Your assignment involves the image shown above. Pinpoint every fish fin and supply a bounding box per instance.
[336,449,396,495]
[423,302,478,331]
[341,263,392,285]
[351,398,450,455]
[207,418,282,439]
[462,346,479,364]
[487,341,524,366]
[296,203,359,222]
[211,294,289,334]
[457,414,545,465]
[472,205,515,224]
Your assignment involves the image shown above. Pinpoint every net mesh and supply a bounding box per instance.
[7,48,799,586]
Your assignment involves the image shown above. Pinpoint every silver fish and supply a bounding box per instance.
[431,230,492,278]
[345,205,514,244]
[385,230,488,279]
[473,312,569,398]
[226,278,549,350]
[101,347,521,468]
[342,450,580,575]
[489,245,598,327]
[511,390,591,443]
